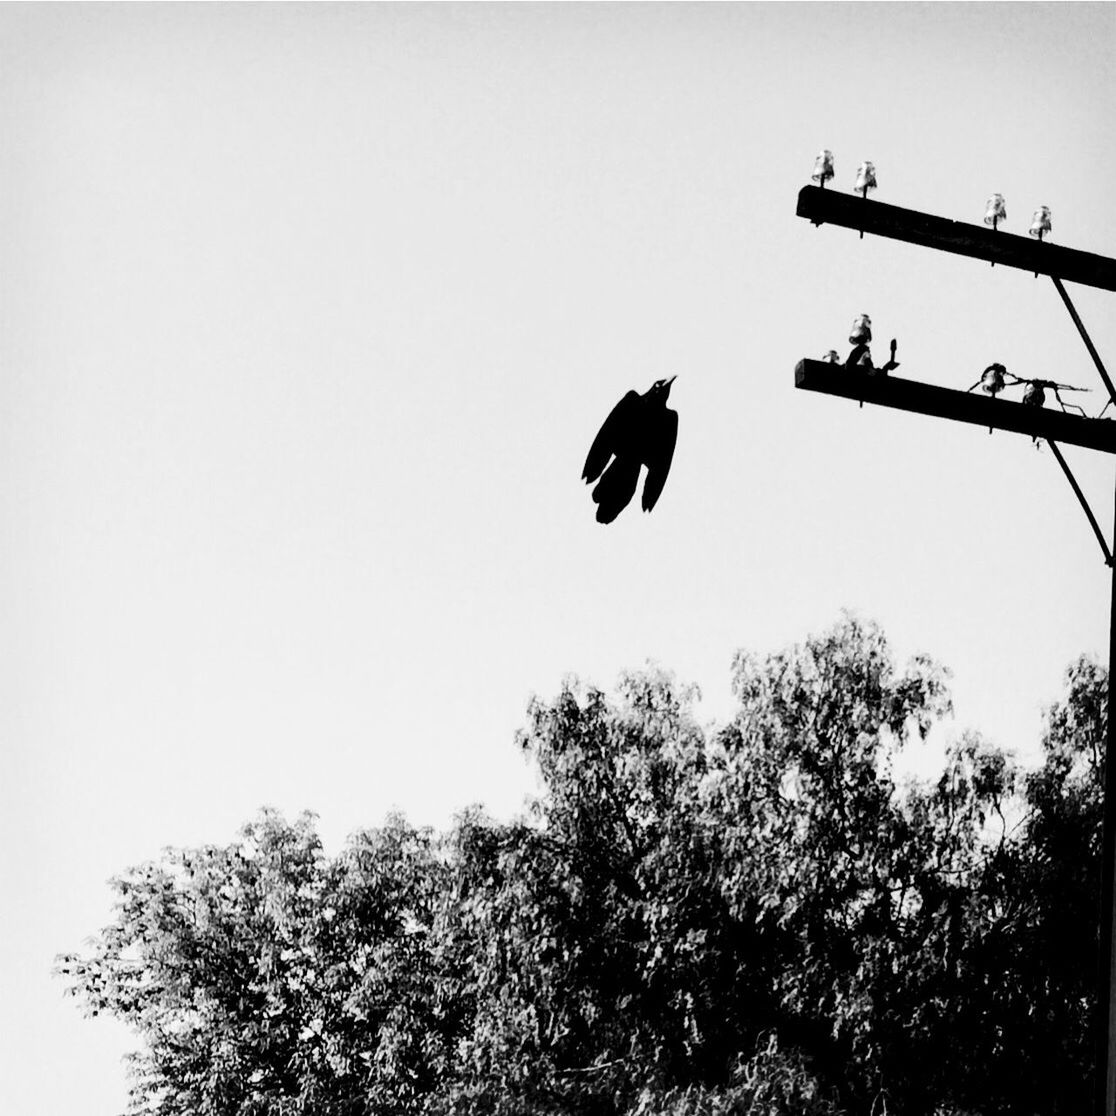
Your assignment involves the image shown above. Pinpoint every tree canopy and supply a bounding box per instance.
[58,615,1105,1115]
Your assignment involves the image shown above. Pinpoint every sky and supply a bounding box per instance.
[3,3,1116,1112]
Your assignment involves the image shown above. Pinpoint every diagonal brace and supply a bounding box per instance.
[1051,276,1116,409]
[1046,440,1113,566]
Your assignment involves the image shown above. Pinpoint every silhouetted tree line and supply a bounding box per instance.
[58,615,1104,1114]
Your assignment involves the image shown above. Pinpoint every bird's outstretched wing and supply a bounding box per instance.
[641,407,678,512]
[582,390,640,483]
[592,456,641,524]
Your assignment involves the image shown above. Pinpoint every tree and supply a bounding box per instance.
[58,617,1107,1115]
[57,810,451,1115]
[937,654,1105,1115]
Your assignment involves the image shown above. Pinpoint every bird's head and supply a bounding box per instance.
[648,375,677,402]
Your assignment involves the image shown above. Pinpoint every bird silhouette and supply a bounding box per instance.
[582,376,678,524]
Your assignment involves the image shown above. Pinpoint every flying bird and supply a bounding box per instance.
[581,377,678,524]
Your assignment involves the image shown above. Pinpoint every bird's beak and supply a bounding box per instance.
[666,375,677,386]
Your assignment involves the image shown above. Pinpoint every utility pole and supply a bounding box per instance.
[795,182,1116,1116]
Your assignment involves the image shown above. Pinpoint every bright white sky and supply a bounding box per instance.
[4,4,1116,1112]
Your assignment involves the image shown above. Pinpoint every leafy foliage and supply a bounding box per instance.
[58,615,1105,1114]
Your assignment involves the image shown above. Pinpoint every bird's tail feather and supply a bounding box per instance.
[592,458,640,524]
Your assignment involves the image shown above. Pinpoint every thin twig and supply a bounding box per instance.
[554,1057,630,1077]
